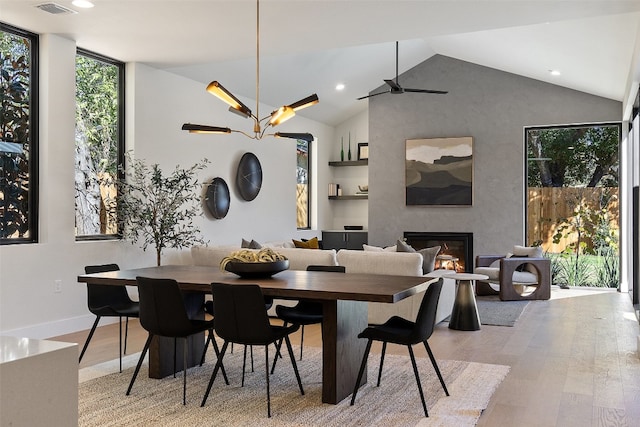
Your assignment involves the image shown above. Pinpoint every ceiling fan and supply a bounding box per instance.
[357,41,448,100]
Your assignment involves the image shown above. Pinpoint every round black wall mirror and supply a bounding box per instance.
[205,177,230,219]
[236,152,262,201]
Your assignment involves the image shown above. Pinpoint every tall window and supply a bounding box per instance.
[526,123,620,288]
[75,49,124,239]
[0,23,38,244]
[296,139,311,229]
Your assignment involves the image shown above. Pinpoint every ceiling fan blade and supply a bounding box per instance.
[356,90,391,100]
[403,88,449,94]
[384,79,402,91]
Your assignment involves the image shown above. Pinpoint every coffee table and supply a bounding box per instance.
[444,272,488,331]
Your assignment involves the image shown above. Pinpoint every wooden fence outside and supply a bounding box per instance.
[527,187,619,253]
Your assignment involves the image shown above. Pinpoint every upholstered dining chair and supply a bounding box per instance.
[80,263,139,373]
[271,265,345,368]
[201,283,304,417]
[350,278,448,417]
[202,295,274,370]
[127,277,227,405]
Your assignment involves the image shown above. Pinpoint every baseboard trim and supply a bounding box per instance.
[1,314,119,340]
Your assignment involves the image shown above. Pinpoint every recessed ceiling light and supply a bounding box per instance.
[72,0,94,8]
[335,83,345,91]
[549,70,561,76]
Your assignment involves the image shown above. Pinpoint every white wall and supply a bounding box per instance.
[0,36,335,339]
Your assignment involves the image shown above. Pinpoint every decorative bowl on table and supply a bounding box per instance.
[224,260,290,278]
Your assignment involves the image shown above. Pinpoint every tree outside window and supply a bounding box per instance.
[0,23,38,244]
[75,49,124,238]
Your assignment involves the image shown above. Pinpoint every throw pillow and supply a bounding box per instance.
[509,253,529,272]
[363,244,397,252]
[241,238,262,249]
[417,246,441,274]
[396,239,415,253]
[293,237,320,249]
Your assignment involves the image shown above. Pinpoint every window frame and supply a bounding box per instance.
[0,22,39,245]
[296,138,312,230]
[74,48,125,241]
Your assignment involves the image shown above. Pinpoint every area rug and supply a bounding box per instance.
[79,345,509,427]
[475,296,529,327]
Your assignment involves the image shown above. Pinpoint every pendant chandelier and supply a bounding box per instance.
[182,0,318,142]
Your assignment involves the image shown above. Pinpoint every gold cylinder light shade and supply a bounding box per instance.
[181,123,232,134]
[290,93,319,111]
[206,81,252,117]
[269,106,295,126]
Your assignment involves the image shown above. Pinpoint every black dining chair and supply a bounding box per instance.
[79,263,139,373]
[350,278,448,417]
[127,277,228,405]
[201,282,304,417]
[202,296,274,370]
[272,265,345,366]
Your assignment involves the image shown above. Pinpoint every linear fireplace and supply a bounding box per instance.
[404,232,473,273]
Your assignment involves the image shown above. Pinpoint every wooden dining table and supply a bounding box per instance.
[78,265,434,404]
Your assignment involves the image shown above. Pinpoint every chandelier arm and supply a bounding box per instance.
[231,129,259,140]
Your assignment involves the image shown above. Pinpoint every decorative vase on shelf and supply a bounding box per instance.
[348,133,352,160]
[340,137,344,161]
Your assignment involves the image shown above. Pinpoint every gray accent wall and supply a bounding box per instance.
[368,55,621,256]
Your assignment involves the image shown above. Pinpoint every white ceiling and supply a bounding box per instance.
[2,1,639,125]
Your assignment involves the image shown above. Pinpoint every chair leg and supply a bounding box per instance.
[250,345,254,372]
[283,335,305,396]
[423,341,449,396]
[377,341,387,386]
[199,330,229,385]
[408,345,428,417]
[78,316,101,363]
[173,338,177,378]
[242,345,248,387]
[201,341,229,407]
[350,339,372,406]
[299,325,305,360]
[269,322,288,374]
[270,341,280,374]
[265,344,271,418]
[200,332,212,366]
[118,316,123,373]
[124,316,129,354]
[183,337,188,405]
[126,334,152,396]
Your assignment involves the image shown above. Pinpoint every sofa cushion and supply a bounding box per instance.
[293,237,320,249]
[337,249,423,276]
[363,244,397,252]
[395,240,440,274]
[241,238,262,249]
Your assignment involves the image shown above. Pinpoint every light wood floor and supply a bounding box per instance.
[54,288,640,427]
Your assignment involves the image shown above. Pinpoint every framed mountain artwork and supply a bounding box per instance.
[405,137,473,206]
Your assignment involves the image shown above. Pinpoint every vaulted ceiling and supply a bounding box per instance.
[2,1,639,125]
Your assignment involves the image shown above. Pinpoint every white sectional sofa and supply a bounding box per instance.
[190,245,454,324]
[336,250,454,324]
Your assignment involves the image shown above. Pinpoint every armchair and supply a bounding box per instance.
[474,245,550,301]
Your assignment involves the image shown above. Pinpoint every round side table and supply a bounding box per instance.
[444,273,488,331]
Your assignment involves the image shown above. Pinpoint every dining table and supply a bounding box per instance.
[77,264,435,404]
